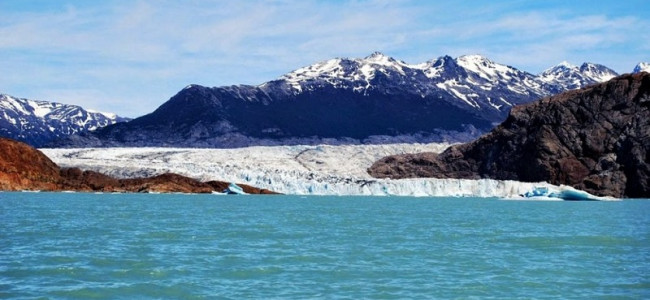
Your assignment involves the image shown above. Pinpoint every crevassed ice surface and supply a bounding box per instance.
[42,144,581,198]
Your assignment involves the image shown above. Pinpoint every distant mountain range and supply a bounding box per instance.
[7,53,649,148]
[538,61,618,90]
[0,94,130,147]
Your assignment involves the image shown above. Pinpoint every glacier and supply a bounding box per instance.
[40,143,613,199]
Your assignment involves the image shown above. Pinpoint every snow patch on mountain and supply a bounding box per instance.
[456,55,513,81]
[634,62,650,73]
[279,52,611,118]
[279,52,415,95]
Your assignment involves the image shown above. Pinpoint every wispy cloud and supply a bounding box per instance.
[0,0,647,117]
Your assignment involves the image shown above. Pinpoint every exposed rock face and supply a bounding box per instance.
[0,137,61,191]
[0,138,277,194]
[369,73,650,198]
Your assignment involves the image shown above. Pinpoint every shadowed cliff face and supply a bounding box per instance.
[369,73,650,198]
[0,138,277,194]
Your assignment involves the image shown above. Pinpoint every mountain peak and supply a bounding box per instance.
[457,54,491,63]
[539,61,619,90]
[539,61,578,76]
[633,62,650,73]
[363,51,400,66]
[365,51,389,59]
[454,54,520,82]
[578,62,613,70]
[455,54,500,70]
[556,61,577,69]
[430,55,455,66]
[579,63,618,82]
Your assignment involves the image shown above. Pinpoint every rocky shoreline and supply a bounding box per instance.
[0,138,277,194]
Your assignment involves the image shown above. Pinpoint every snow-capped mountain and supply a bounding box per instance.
[53,53,626,148]
[276,52,555,122]
[634,62,650,73]
[0,94,130,147]
[538,61,618,91]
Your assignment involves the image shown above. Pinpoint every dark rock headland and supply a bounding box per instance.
[369,73,650,198]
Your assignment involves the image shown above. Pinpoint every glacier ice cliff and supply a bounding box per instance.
[40,143,610,199]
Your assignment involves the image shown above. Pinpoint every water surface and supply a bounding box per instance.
[1,193,648,298]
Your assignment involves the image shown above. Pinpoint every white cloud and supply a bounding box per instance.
[0,0,648,117]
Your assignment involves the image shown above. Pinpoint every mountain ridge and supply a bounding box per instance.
[538,61,618,90]
[0,93,130,147]
[46,53,649,148]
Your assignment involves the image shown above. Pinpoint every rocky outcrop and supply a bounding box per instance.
[0,138,278,194]
[369,73,650,198]
[0,137,61,191]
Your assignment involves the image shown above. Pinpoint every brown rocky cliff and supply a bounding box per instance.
[0,138,278,194]
[0,137,62,191]
[369,72,650,198]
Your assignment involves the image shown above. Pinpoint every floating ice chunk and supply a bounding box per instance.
[223,183,247,195]
[520,185,615,201]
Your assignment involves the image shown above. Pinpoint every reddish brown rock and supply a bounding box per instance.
[0,138,278,194]
[60,168,121,192]
[369,73,650,198]
[0,137,62,191]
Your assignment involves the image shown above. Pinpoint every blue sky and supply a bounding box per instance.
[1,0,648,117]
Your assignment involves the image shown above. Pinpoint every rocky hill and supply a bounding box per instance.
[0,138,276,194]
[369,72,650,198]
[0,94,130,147]
[51,53,638,148]
[0,137,62,191]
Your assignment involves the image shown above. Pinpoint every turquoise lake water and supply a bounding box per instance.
[1,192,649,299]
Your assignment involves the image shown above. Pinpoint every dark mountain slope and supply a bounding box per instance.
[55,83,492,147]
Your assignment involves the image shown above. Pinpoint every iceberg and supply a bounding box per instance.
[523,186,550,198]
[223,183,247,195]
[520,185,612,201]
